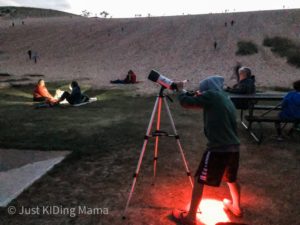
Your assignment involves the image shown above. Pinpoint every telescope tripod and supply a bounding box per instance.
[122,87,193,219]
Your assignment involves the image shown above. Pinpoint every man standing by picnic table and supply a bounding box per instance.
[172,76,243,225]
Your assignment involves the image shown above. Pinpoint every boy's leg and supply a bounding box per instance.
[173,150,225,223]
[173,178,204,224]
[223,151,243,216]
[184,151,223,220]
[227,181,241,210]
[186,178,204,220]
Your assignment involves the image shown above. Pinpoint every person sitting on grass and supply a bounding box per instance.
[33,79,57,103]
[172,75,243,225]
[110,70,137,84]
[225,66,256,109]
[57,81,89,105]
[279,80,300,121]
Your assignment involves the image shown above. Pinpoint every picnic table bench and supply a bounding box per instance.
[229,93,300,143]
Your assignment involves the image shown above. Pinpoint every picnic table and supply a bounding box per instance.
[229,92,299,143]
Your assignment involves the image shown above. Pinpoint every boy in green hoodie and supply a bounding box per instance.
[172,75,243,225]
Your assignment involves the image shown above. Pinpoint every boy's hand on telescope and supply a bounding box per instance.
[195,90,202,96]
[174,81,184,91]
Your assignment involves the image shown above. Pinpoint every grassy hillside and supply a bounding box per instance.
[0,6,75,18]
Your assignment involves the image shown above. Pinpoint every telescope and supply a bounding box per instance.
[148,70,178,90]
[123,70,193,219]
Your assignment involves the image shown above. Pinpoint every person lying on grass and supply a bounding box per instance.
[110,70,137,84]
[33,79,57,103]
[57,81,89,105]
[173,75,243,225]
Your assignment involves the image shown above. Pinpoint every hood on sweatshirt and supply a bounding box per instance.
[199,75,224,92]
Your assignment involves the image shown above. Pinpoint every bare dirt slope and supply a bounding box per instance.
[1,9,300,93]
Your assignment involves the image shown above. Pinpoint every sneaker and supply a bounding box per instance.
[223,199,243,217]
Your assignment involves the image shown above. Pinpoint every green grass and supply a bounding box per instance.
[0,83,150,153]
[0,83,299,225]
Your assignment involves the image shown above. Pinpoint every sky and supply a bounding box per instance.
[0,0,300,18]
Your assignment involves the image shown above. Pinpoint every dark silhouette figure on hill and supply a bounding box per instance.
[12,22,14,27]
[214,41,218,50]
[22,21,25,25]
[32,52,38,63]
[27,50,32,60]
[231,20,235,26]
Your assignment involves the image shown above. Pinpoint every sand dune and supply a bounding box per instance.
[1,9,300,93]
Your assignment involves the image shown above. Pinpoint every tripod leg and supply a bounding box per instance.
[153,97,162,183]
[163,98,194,188]
[122,97,159,219]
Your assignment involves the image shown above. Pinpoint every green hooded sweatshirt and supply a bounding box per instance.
[178,75,240,150]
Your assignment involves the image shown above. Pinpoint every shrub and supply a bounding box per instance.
[263,36,300,68]
[287,51,300,68]
[236,41,258,56]
[263,37,273,47]
[263,36,293,48]
[263,37,294,57]
[0,8,11,14]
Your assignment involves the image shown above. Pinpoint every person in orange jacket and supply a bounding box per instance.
[33,79,57,103]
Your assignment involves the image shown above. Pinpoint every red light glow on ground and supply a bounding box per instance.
[186,199,230,225]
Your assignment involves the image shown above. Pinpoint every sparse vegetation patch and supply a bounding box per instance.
[23,74,45,78]
[0,6,73,18]
[263,36,300,68]
[236,41,258,56]
[0,73,11,77]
